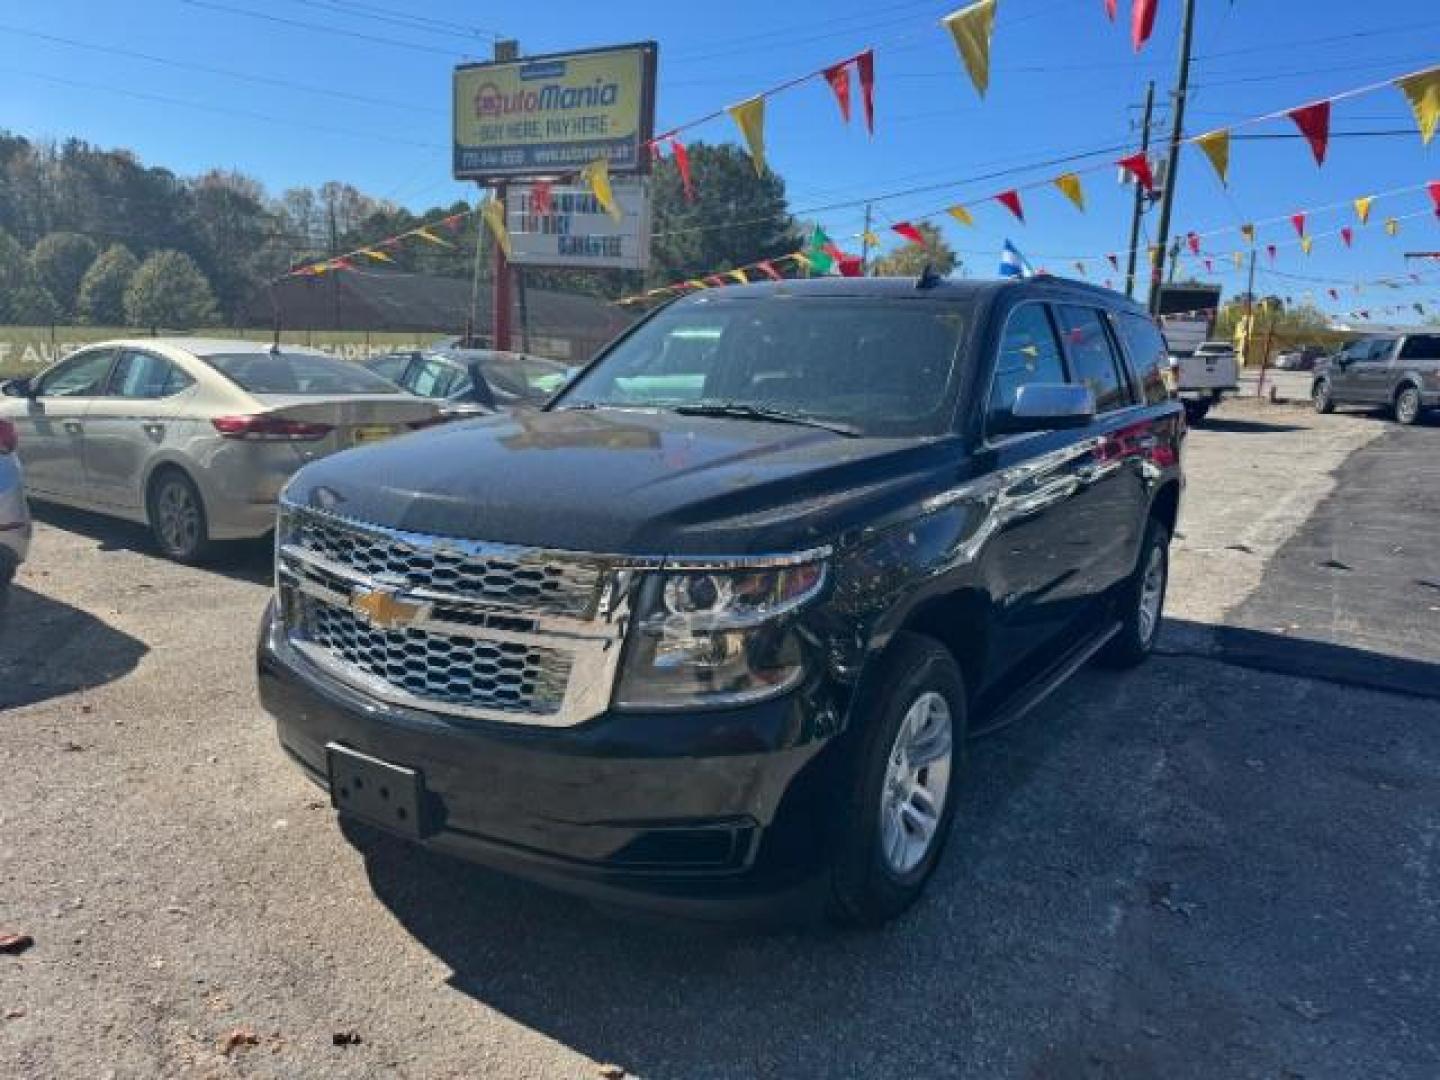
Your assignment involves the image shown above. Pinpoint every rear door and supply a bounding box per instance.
[13,348,116,500]
[83,349,197,510]
[1355,338,1400,402]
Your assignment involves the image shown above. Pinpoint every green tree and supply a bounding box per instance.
[0,227,27,299]
[77,243,140,324]
[29,231,98,316]
[124,250,219,330]
[870,222,958,278]
[7,283,61,324]
[647,142,797,286]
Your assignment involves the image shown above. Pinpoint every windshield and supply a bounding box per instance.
[556,297,968,437]
[203,351,402,395]
[462,352,575,403]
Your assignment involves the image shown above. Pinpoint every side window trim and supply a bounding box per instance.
[982,299,1072,443]
[1103,309,1146,404]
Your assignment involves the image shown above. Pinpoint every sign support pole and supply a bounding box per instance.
[491,183,513,350]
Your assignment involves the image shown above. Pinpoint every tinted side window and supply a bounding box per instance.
[109,350,194,399]
[408,358,464,398]
[38,350,115,397]
[1112,312,1171,405]
[1054,305,1130,413]
[367,354,412,383]
[1399,335,1440,361]
[987,304,1067,429]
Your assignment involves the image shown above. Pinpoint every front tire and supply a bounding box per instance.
[1394,385,1422,426]
[829,633,967,927]
[1096,519,1170,669]
[1182,399,1210,425]
[1313,379,1335,414]
[147,469,213,564]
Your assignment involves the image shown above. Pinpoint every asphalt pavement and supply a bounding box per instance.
[1,398,1437,1079]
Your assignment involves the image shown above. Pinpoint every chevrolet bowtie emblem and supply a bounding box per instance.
[350,585,424,630]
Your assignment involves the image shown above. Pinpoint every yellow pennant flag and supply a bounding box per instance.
[413,226,452,248]
[791,252,813,271]
[1353,196,1374,225]
[942,0,998,98]
[580,158,622,222]
[1053,173,1085,212]
[1239,223,1255,244]
[728,269,748,285]
[687,279,708,290]
[1395,67,1440,145]
[862,230,881,247]
[481,198,512,260]
[1384,217,1400,236]
[1232,251,1244,269]
[947,204,974,226]
[1300,236,1314,255]
[358,249,393,263]
[726,96,767,175]
[1195,129,1230,186]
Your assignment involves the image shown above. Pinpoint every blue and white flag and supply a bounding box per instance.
[998,239,1034,278]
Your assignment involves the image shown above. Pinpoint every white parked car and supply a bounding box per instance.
[0,340,441,562]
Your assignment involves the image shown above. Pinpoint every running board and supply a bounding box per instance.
[968,620,1122,740]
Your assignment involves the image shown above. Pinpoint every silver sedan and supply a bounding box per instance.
[0,339,440,562]
[0,415,31,601]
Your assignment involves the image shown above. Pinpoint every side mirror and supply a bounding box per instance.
[995,383,1096,434]
[1,378,34,399]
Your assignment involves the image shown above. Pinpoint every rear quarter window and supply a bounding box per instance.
[1112,312,1173,405]
[1399,335,1440,361]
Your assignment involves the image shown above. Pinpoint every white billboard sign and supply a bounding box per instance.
[506,180,650,270]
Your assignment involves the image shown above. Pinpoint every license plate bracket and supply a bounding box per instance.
[325,742,427,839]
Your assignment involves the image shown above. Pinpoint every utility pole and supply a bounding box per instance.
[1123,80,1155,300]
[860,203,874,275]
[489,38,520,350]
[1240,246,1257,372]
[1148,0,1197,315]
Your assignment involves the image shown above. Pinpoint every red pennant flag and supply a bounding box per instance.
[856,49,876,135]
[1328,288,1339,300]
[1104,0,1117,19]
[1429,180,1440,216]
[1131,0,1158,51]
[1290,212,1306,237]
[823,241,846,261]
[1204,258,1213,273]
[670,138,695,202]
[823,60,852,124]
[757,260,782,281]
[837,255,864,277]
[1116,152,1155,193]
[705,275,724,287]
[1287,100,1332,166]
[1107,253,1120,271]
[442,213,465,232]
[331,257,354,271]
[1186,232,1200,255]
[380,237,401,250]
[1340,226,1353,247]
[531,181,553,215]
[995,189,1025,222]
[892,221,926,245]
[1266,244,1277,262]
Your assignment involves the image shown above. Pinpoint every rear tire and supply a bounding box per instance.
[1096,519,1170,670]
[828,633,967,927]
[147,469,213,564]
[1394,384,1422,426]
[1182,399,1210,425]
[1313,379,1334,414]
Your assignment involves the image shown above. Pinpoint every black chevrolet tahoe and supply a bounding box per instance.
[257,276,1184,925]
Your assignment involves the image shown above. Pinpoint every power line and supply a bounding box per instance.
[289,0,500,41]
[177,0,482,59]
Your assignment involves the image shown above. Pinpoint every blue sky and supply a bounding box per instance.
[1,0,1436,316]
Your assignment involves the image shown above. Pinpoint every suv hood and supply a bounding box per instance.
[284,408,960,555]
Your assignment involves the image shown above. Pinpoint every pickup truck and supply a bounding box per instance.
[257,276,1185,925]
[1169,339,1238,424]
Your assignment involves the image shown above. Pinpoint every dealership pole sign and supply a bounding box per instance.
[453,43,658,181]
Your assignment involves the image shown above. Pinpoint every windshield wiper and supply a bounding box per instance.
[673,402,862,437]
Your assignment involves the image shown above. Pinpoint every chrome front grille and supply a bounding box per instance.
[292,510,604,617]
[276,504,629,727]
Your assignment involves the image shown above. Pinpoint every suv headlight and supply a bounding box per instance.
[615,559,828,709]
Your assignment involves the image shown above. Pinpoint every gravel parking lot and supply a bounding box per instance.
[3,397,1438,1079]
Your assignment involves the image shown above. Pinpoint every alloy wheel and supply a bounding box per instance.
[1396,388,1420,425]
[156,479,201,556]
[879,690,954,876]
[1138,542,1166,646]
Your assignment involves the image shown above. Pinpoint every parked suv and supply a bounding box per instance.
[257,277,1184,925]
[1312,332,1440,424]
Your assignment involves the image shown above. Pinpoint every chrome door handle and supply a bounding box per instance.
[142,422,165,438]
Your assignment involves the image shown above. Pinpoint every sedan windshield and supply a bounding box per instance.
[556,297,968,437]
[203,351,401,395]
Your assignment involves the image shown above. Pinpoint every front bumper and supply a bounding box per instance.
[257,604,843,915]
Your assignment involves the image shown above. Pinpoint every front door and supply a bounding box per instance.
[83,349,197,510]
[13,348,116,501]
[1353,338,1398,403]
[1331,339,1383,404]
